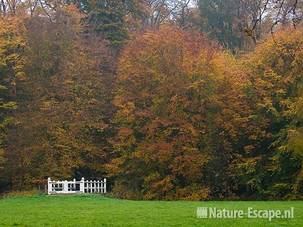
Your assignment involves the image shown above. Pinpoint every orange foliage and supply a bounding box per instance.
[108,25,261,200]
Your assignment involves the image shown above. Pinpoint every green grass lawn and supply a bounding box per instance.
[0,195,302,226]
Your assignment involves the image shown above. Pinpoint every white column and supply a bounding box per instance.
[103,178,106,193]
[63,180,68,193]
[47,177,52,195]
[73,178,76,192]
[80,177,85,193]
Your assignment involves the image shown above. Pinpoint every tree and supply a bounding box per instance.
[109,25,262,200]
[2,5,112,190]
[242,27,303,199]
[198,0,246,51]
[288,94,303,195]
[0,17,26,192]
[197,0,303,51]
[141,0,192,28]
[69,0,145,47]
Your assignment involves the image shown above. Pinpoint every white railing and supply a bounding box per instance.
[47,177,106,195]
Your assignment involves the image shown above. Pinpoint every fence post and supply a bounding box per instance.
[104,178,106,193]
[63,180,68,193]
[73,178,76,192]
[80,177,85,193]
[47,177,52,195]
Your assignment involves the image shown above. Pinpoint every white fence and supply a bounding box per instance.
[47,177,106,195]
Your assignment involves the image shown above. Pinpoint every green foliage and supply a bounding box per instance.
[198,0,244,50]
[74,0,144,47]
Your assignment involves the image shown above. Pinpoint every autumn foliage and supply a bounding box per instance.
[107,26,278,200]
[0,10,302,200]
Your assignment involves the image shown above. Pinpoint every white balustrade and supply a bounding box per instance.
[47,177,107,195]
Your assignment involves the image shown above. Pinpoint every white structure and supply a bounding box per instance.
[47,177,106,195]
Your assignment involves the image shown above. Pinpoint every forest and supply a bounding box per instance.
[0,0,302,200]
